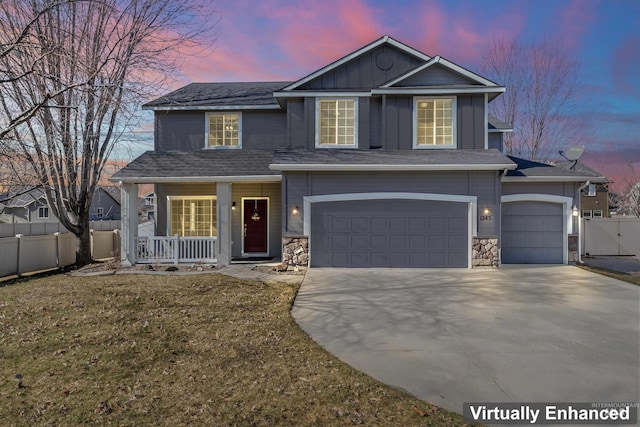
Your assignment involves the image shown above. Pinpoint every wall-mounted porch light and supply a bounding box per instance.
[292,206,299,215]
[483,207,490,215]
[232,201,236,210]
[572,205,579,217]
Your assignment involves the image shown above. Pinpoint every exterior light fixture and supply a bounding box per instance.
[232,201,236,210]
[483,207,490,215]
[292,206,299,215]
[572,205,579,217]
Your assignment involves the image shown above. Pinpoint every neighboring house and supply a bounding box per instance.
[554,161,610,218]
[90,186,122,221]
[0,187,51,223]
[113,35,606,267]
[139,192,155,221]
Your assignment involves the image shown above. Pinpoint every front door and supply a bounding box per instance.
[243,199,268,254]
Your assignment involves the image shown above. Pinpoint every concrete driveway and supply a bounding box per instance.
[291,266,640,413]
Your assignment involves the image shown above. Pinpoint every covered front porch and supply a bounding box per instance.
[112,150,283,267]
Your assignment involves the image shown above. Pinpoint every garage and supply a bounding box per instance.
[309,199,468,267]
[501,201,565,264]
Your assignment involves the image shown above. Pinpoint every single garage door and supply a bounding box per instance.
[310,199,468,267]
[501,201,564,264]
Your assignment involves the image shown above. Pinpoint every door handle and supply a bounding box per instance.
[244,224,247,237]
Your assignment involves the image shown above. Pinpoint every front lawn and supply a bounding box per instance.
[0,273,471,426]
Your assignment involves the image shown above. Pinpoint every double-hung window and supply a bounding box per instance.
[169,197,217,237]
[414,97,456,148]
[206,113,241,148]
[316,98,358,147]
[38,206,49,219]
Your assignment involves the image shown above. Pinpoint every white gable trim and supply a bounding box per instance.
[280,36,431,91]
[381,55,498,88]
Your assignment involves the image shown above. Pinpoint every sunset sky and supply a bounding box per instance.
[127,0,640,191]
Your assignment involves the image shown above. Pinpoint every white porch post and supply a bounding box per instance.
[216,182,232,266]
[120,182,138,266]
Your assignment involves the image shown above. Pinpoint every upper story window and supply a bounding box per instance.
[96,207,104,218]
[206,112,241,148]
[38,206,49,219]
[413,97,456,149]
[316,98,358,148]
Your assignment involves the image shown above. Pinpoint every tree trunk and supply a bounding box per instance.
[76,215,92,266]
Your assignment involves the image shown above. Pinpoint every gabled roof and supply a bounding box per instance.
[143,82,291,110]
[270,148,516,172]
[381,55,499,88]
[1,186,46,208]
[110,150,281,184]
[280,35,432,92]
[503,157,608,182]
[100,185,122,205]
[488,114,512,132]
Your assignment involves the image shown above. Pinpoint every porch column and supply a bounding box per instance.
[120,182,138,266]
[216,182,232,266]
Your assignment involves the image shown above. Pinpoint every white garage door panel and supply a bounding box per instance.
[311,199,468,268]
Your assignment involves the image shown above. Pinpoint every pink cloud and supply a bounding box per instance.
[612,37,640,97]
[552,0,596,49]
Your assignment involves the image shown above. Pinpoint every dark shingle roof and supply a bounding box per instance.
[2,186,46,208]
[505,157,608,181]
[271,148,515,170]
[143,82,292,109]
[488,114,511,131]
[100,185,122,205]
[111,150,280,182]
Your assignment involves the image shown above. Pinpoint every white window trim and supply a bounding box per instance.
[204,112,242,149]
[413,96,457,149]
[315,97,359,149]
[166,195,218,237]
[38,206,49,219]
[582,210,592,218]
[593,209,603,218]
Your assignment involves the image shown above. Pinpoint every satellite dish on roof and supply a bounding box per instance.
[559,146,585,161]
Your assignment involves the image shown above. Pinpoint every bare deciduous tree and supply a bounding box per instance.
[0,0,217,264]
[483,37,584,160]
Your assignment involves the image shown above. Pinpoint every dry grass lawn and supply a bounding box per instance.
[0,272,473,426]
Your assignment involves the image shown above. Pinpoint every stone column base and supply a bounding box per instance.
[282,236,308,268]
[472,237,499,267]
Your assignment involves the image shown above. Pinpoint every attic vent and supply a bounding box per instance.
[376,53,394,70]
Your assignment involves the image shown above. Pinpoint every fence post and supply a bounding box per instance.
[54,232,61,267]
[15,234,22,277]
[174,234,179,265]
[113,229,120,260]
[90,229,95,261]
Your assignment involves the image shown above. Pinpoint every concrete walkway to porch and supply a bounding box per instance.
[217,263,304,284]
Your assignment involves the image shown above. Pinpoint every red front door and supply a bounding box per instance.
[243,199,268,254]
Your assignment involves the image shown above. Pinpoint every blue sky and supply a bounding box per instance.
[126,0,640,190]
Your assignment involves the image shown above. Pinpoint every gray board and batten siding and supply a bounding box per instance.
[282,170,501,239]
[154,110,287,152]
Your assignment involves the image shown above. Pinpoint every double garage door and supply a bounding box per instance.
[310,199,468,268]
[501,201,564,264]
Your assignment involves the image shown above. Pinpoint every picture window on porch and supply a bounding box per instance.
[169,197,217,237]
[316,98,358,147]
[413,97,456,148]
[206,113,241,148]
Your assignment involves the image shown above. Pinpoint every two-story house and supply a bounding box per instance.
[113,35,605,268]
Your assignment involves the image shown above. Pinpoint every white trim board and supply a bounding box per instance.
[271,163,517,172]
[303,192,477,268]
[114,175,282,184]
[501,193,574,265]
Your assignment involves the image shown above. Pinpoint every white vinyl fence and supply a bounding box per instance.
[0,233,76,278]
[0,220,120,238]
[0,221,121,279]
[583,217,640,256]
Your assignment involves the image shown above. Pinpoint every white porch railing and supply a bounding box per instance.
[137,235,217,264]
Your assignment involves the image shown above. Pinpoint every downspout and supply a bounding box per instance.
[575,180,591,264]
